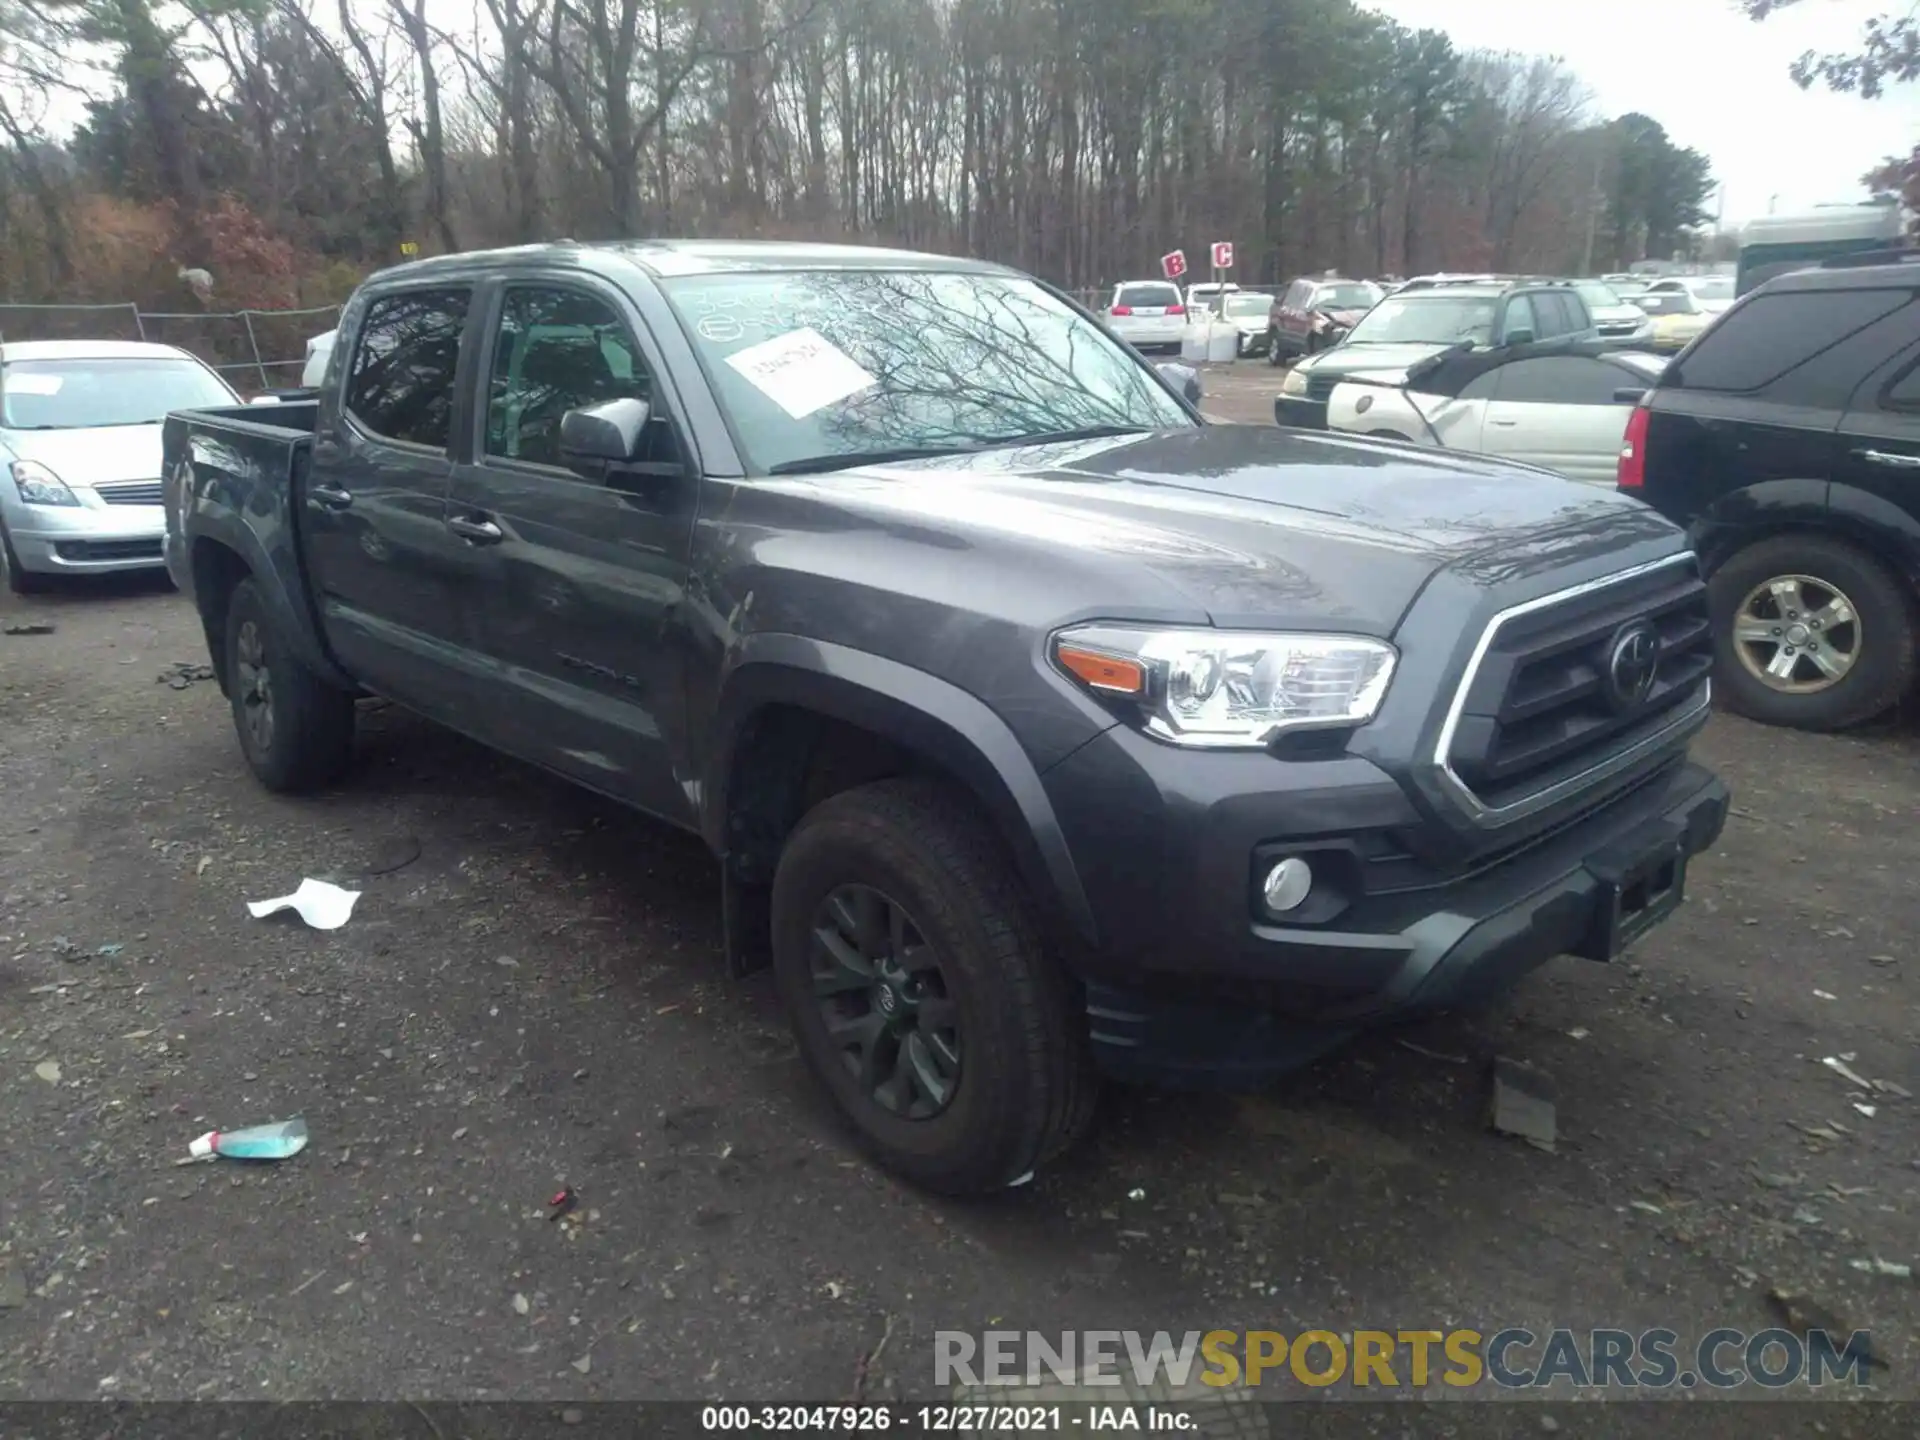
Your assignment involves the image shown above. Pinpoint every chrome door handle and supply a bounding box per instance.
[310,482,353,509]
[1489,419,1519,428]
[1855,448,1920,468]
[447,514,504,544]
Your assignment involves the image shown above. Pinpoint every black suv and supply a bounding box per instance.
[1276,279,1598,429]
[1622,254,1920,731]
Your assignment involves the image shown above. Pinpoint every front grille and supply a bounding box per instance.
[53,538,164,562]
[1305,372,1340,402]
[94,480,164,506]
[1441,558,1712,818]
[1597,321,1642,336]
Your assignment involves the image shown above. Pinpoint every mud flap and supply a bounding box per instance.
[722,863,772,978]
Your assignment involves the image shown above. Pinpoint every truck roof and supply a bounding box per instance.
[365,238,1016,286]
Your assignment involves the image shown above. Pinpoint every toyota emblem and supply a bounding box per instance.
[1603,623,1661,712]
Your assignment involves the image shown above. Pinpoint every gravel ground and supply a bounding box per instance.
[1,391,1916,1420]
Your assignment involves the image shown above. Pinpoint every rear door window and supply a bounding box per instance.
[1491,357,1624,405]
[1671,289,1910,394]
[1116,284,1180,310]
[345,288,471,450]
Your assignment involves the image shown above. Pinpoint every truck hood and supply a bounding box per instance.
[0,424,164,487]
[767,427,1678,636]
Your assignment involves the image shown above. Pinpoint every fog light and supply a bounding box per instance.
[1262,856,1313,913]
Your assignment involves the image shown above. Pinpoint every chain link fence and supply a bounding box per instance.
[0,301,341,394]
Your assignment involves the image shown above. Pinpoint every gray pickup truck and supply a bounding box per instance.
[164,240,1728,1194]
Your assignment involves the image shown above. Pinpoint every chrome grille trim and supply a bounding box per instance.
[1431,552,1709,828]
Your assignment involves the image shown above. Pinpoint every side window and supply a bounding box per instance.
[345,288,470,450]
[1550,293,1587,334]
[1495,357,1623,405]
[485,286,651,468]
[1545,294,1572,336]
[1674,290,1910,393]
[1459,367,1504,401]
[1502,295,1537,342]
[1879,351,1920,411]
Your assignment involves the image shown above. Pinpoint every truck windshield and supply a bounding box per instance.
[1342,294,1497,346]
[1,358,235,429]
[659,270,1195,473]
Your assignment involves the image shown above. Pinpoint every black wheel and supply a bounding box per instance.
[770,777,1098,1194]
[0,519,52,595]
[1265,331,1286,367]
[224,577,356,791]
[1707,534,1917,731]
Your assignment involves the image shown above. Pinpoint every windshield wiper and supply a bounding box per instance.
[990,424,1157,447]
[767,444,982,475]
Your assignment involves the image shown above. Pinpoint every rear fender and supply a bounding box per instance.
[181,450,351,691]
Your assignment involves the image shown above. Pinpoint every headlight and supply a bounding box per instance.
[9,459,79,507]
[1280,366,1310,396]
[1052,624,1396,748]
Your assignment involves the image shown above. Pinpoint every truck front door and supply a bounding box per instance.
[303,285,480,717]
[445,278,700,825]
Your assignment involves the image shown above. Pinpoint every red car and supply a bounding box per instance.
[1266,277,1385,363]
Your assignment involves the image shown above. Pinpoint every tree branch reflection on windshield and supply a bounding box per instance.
[663,269,1192,473]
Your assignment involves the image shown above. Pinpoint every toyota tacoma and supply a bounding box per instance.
[162,241,1728,1194]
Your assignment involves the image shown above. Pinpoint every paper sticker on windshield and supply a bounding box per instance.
[6,372,62,395]
[724,327,875,419]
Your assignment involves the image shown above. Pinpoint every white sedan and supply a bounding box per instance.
[0,340,240,593]
[1326,343,1667,485]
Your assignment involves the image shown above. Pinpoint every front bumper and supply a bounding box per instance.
[4,496,167,574]
[1041,725,1727,1086]
[1275,394,1329,429]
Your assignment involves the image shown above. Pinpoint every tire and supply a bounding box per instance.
[224,577,357,791]
[1,519,52,595]
[1266,331,1286,367]
[1707,534,1917,731]
[770,777,1099,1194]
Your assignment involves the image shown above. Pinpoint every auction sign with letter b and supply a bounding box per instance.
[1160,250,1187,280]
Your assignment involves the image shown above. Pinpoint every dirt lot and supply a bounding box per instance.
[2,378,1916,1421]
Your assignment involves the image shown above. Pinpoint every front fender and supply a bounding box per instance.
[704,633,1100,950]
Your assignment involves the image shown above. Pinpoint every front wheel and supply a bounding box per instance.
[1707,534,1916,731]
[770,778,1098,1194]
[1,520,51,596]
[1265,331,1286,367]
[224,577,357,790]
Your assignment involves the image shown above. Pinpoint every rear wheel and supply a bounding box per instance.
[224,577,357,790]
[0,520,52,596]
[1707,534,1916,731]
[1266,331,1286,367]
[770,777,1098,1194]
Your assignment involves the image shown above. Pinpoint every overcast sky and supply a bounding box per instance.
[1364,0,1920,228]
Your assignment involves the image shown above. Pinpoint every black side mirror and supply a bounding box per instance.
[558,397,651,481]
[1503,328,1536,347]
[1612,386,1648,404]
[1157,361,1203,405]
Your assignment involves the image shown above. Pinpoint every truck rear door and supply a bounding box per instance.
[303,285,479,715]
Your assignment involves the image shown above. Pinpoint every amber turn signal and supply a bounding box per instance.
[1056,643,1147,695]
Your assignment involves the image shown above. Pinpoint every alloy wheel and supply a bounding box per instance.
[235,618,277,754]
[1733,573,1860,694]
[808,883,961,1119]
